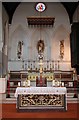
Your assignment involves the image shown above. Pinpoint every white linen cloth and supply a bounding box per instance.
[15,87,67,98]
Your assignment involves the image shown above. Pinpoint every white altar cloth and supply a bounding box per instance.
[15,87,67,98]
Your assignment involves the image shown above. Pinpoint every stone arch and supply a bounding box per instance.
[31,28,50,47]
[10,24,27,40]
[51,24,70,60]
[30,28,51,60]
[9,24,27,60]
[52,24,70,40]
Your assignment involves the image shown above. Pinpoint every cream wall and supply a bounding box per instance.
[8,2,71,71]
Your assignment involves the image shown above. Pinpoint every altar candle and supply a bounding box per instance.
[58,81,59,86]
[27,80,30,87]
[18,82,20,86]
[52,80,55,86]
[23,81,26,86]
[62,82,64,87]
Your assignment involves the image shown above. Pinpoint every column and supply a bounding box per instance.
[2,21,9,76]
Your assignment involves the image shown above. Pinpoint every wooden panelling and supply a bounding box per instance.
[27,16,55,26]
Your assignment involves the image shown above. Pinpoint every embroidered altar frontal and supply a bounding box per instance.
[20,94,64,106]
[15,87,67,111]
[17,94,66,111]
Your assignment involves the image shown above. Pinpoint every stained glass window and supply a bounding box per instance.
[36,3,46,12]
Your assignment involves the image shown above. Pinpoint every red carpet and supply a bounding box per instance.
[1,103,79,120]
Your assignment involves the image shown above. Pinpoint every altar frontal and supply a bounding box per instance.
[15,87,67,111]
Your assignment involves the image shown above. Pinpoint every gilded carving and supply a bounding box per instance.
[20,94,64,107]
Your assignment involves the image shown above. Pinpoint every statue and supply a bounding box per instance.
[37,40,45,53]
[17,41,23,59]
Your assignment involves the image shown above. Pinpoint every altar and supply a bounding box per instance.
[15,87,67,111]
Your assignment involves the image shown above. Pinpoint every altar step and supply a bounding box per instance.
[2,98,17,104]
[2,93,79,104]
[67,93,79,103]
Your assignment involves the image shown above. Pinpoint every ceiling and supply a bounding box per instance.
[2,2,79,24]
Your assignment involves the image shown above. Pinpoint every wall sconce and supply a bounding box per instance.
[17,41,23,59]
[60,40,64,59]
